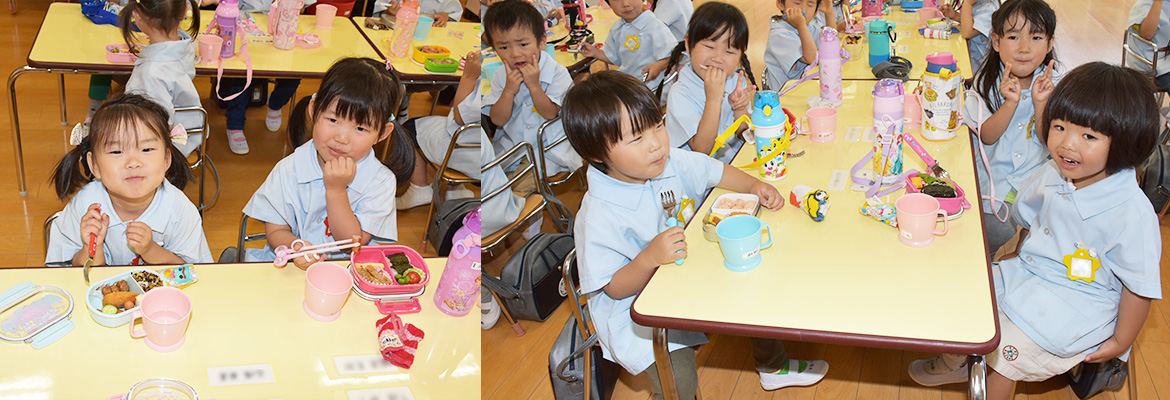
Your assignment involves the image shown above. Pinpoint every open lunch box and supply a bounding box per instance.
[84,266,197,327]
[702,193,762,241]
[903,172,972,219]
[350,245,431,314]
[0,281,75,349]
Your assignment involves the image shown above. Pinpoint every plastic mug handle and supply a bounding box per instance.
[129,310,147,339]
[800,115,809,135]
[933,210,948,235]
[759,222,773,250]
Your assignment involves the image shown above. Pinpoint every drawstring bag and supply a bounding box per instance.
[81,0,123,26]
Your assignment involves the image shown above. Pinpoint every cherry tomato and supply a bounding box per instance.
[406,271,422,284]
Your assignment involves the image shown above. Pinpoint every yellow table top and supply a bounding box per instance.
[29,3,381,78]
[839,7,972,80]
[351,17,483,82]
[0,259,479,399]
[482,7,620,74]
[631,80,998,354]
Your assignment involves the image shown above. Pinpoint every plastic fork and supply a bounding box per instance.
[659,191,684,265]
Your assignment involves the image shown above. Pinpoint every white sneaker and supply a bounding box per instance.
[227,129,249,155]
[265,108,283,132]
[521,215,543,239]
[481,291,500,330]
[908,355,968,386]
[760,359,829,390]
[396,183,433,210]
[445,186,475,200]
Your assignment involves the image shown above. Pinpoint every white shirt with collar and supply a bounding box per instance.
[482,51,581,175]
[764,12,827,90]
[576,148,723,374]
[414,78,482,179]
[999,162,1161,357]
[650,0,693,42]
[967,0,999,71]
[603,10,677,88]
[1127,0,1170,77]
[125,31,204,157]
[665,63,745,164]
[46,181,212,266]
[242,141,398,261]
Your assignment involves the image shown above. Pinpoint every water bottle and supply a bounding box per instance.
[388,0,419,58]
[818,27,843,107]
[752,91,792,181]
[872,78,905,183]
[270,0,303,50]
[921,51,962,140]
[433,209,481,316]
[216,0,239,58]
[866,18,893,67]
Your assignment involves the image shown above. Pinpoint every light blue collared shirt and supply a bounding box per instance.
[483,51,581,175]
[242,141,398,261]
[603,10,677,88]
[125,31,204,157]
[47,181,212,266]
[576,148,724,374]
[998,162,1162,357]
[415,78,481,179]
[764,11,827,90]
[665,63,745,164]
[967,0,999,71]
[650,0,692,42]
[1127,0,1170,77]
[965,63,1060,213]
[480,130,525,236]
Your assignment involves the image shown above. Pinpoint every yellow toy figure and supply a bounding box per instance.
[789,184,831,221]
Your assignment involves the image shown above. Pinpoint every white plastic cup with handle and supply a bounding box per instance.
[315,4,337,29]
[128,287,192,353]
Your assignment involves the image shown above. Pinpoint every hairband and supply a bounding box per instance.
[68,122,188,146]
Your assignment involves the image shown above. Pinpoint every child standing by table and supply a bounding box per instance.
[483,0,581,177]
[660,2,757,164]
[578,0,676,89]
[764,0,836,90]
[119,0,204,157]
[374,0,463,26]
[1126,0,1170,90]
[650,0,693,42]
[963,0,1058,254]
[564,71,828,397]
[940,0,1000,71]
[910,62,1162,399]
[47,94,211,266]
[240,58,413,268]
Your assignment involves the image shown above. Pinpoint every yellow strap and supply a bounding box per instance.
[735,120,793,169]
[709,115,754,158]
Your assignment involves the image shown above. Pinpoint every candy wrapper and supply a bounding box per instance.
[789,185,831,222]
[158,265,198,288]
[860,197,898,227]
[377,313,425,369]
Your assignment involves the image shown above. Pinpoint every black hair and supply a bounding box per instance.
[481,0,545,48]
[973,0,1056,111]
[1040,62,1159,175]
[52,94,193,200]
[657,2,757,99]
[562,71,664,174]
[287,57,415,186]
[120,0,201,53]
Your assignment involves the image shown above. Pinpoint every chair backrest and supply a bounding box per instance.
[435,122,483,183]
[236,214,269,262]
[561,249,593,340]
[43,211,62,256]
[174,106,217,213]
[482,141,548,252]
[1123,28,1161,78]
[535,116,581,187]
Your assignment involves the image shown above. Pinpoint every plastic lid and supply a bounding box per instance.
[926,52,956,66]
[819,26,839,43]
[751,91,786,127]
[127,378,198,400]
[462,208,481,234]
[872,78,904,97]
[867,19,890,32]
[0,282,73,344]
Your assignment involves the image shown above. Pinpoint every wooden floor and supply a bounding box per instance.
[483,0,1170,399]
[0,0,451,267]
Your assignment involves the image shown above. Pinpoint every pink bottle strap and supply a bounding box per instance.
[962,88,1009,222]
[208,18,253,102]
[776,48,851,97]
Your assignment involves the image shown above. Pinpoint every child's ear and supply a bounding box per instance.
[85,151,102,180]
[380,121,395,142]
[307,98,316,120]
[989,33,1000,53]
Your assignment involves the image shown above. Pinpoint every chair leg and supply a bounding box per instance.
[428,90,441,115]
[491,290,526,336]
[1128,347,1139,400]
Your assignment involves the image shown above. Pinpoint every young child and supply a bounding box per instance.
[578,0,676,89]
[1126,0,1170,90]
[963,0,1058,254]
[241,58,414,268]
[564,71,828,397]
[650,0,693,42]
[910,62,1162,399]
[374,0,463,26]
[940,0,1000,70]
[397,50,483,210]
[660,2,757,164]
[119,0,204,157]
[47,94,211,266]
[482,0,581,177]
[764,0,836,90]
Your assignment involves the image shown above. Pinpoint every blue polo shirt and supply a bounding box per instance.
[967,0,999,70]
[1127,0,1170,77]
[764,12,827,90]
[483,51,581,175]
[603,10,677,88]
[665,64,745,164]
[650,0,693,42]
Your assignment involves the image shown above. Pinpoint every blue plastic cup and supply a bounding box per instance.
[546,43,556,59]
[715,215,773,272]
[413,16,435,41]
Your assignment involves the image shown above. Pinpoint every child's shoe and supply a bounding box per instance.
[759,359,829,390]
[481,291,500,330]
[908,354,968,386]
[227,129,250,155]
[396,183,433,210]
[265,108,283,132]
[445,185,475,201]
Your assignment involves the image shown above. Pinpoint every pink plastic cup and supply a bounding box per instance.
[904,94,922,128]
[918,8,942,29]
[304,262,353,321]
[315,4,337,29]
[198,35,223,65]
[129,287,192,352]
[801,106,838,143]
[895,193,949,247]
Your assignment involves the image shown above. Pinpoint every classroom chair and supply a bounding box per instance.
[554,249,607,400]
[421,122,482,252]
[483,141,551,253]
[534,116,587,194]
[43,211,62,255]
[174,106,218,213]
[1122,28,1169,103]
[233,214,268,263]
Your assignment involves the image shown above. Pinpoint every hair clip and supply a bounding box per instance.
[170,123,188,145]
[386,59,396,72]
[69,123,89,146]
[312,92,317,99]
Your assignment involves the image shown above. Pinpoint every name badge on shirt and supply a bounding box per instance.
[624,35,641,52]
[1063,244,1101,283]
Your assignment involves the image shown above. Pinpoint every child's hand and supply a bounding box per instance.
[125,221,158,257]
[1031,60,1056,106]
[785,7,807,28]
[999,62,1021,104]
[752,182,785,211]
[290,240,322,270]
[463,50,482,78]
[519,54,542,90]
[645,226,687,265]
[939,4,959,20]
[703,65,727,102]
[503,62,524,95]
[578,43,601,60]
[323,156,357,192]
[642,60,667,81]
[1084,336,1128,363]
[79,203,109,250]
[385,0,402,15]
[728,70,755,114]
[433,12,449,27]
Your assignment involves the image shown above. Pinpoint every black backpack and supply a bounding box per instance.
[1065,358,1128,399]
[548,316,619,400]
[426,198,480,257]
[1140,124,1170,214]
[482,233,574,321]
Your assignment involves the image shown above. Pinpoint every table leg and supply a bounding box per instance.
[652,327,679,400]
[968,355,986,400]
[8,66,37,197]
[58,74,68,126]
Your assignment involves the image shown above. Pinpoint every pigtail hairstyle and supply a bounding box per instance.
[120,0,201,54]
[973,0,1055,112]
[286,58,415,186]
[52,94,193,200]
[655,2,754,99]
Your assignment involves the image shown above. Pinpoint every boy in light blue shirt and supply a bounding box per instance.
[650,0,692,42]
[764,0,833,90]
[1126,0,1170,89]
[563,71,828,397]
[579,0,676,89]
[941,0,1000,70]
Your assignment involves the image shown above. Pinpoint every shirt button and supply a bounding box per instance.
[1014,152,1021,158]
[1044,228,1050,235]
[1061,194,1069,200]
[1026,255,1034,263]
